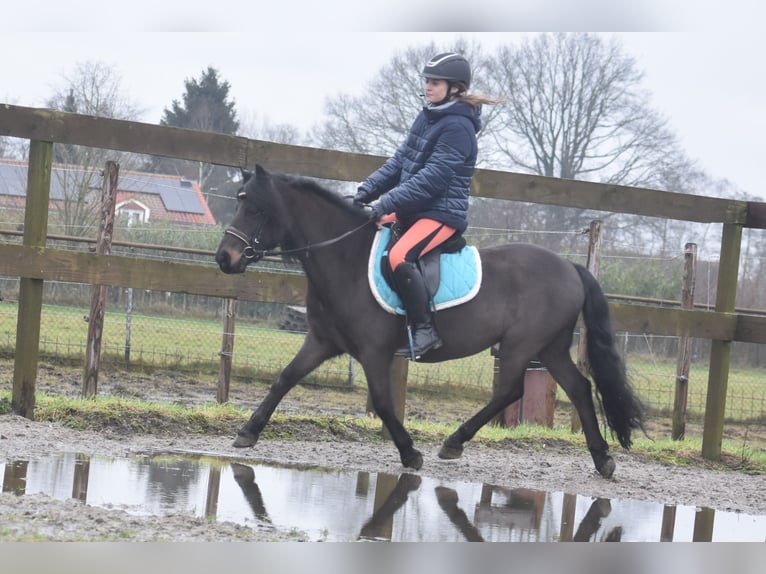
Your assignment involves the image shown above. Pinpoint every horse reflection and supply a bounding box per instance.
[436,485,625,542]
[358,473,422,541]
[573,498,623,542]
[435,486,484,541]
[230,463,273,526]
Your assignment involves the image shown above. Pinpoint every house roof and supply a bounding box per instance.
[0,159,216,225]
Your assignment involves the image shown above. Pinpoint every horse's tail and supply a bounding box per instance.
[574,264,645,449]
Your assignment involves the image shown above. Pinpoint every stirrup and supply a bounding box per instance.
[394,325,417,360]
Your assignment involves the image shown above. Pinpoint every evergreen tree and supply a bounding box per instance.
[160,66,239,135]
[150,67,240,224]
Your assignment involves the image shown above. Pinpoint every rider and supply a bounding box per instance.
[354,52,503,359]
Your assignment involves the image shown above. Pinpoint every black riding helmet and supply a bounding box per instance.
[422,52,472,89]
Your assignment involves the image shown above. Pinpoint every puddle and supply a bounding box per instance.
[2,452,764,542]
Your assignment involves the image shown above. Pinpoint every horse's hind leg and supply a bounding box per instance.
[233,330,340,448]
[439,352,527,460]
[539,344,614,478]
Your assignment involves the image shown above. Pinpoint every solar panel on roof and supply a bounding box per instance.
[120,174,206,213]
[0,163,100,200]
[160,188,206,214]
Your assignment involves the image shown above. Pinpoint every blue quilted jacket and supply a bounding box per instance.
[360,100,482,233]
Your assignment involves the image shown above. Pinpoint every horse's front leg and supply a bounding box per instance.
[362,356,423,470]
[233,331,340,448]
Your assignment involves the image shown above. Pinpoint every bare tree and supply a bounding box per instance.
[238,109,305,146]
[310,38,502,161]
[478,33,705,252]
[47,61,144,121]
[310,49,424,155]
[0,136,25,159]
[45,61,144,236]
[487,33,679,186]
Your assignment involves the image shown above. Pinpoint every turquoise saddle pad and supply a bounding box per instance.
[368,226,482,315]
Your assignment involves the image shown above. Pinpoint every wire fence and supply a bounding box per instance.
[1,277,764,427]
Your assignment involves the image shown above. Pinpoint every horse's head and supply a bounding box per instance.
[215,164,286,273]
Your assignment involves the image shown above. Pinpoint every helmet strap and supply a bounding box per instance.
[429,82,460,107]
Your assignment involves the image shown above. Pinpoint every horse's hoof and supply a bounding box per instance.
[401,449,423,470]
[232,431,258,448]
[438,443,463,460]
[400,473,422,492]
[230,463,255,483]
[434,486,459,505]
[597,456,616,479]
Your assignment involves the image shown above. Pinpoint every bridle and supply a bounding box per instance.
[224,212,373,260]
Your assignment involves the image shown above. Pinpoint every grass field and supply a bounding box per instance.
[1,300,764,424]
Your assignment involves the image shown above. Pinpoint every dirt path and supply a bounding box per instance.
[1,363,764,541]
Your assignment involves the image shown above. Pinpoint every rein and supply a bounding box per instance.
[225,219,373,260]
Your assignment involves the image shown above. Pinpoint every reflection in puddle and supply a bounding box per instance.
[2,452,764,542]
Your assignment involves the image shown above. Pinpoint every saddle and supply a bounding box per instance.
[368,223,482,315]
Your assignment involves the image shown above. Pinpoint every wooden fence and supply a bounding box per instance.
[2,104,766,460]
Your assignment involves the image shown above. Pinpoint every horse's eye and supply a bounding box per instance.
[237,191,246,201]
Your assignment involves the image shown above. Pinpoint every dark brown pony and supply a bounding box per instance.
[215,165,644,478]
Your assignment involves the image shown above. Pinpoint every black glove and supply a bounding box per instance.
[368,203,385,222]
[353,187,372,207]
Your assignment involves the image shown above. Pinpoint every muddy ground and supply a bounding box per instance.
[0,362,764,541]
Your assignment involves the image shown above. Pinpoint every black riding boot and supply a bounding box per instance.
[393,262,443,359]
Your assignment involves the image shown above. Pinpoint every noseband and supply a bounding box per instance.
[224,226,262,260]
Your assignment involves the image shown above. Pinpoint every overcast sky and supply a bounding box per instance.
[3,1,764,201]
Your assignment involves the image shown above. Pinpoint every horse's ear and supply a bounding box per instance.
[255,164,269,179]
[240,167,252,183]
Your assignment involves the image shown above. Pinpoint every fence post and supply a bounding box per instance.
[672,243,697,440]
[83,161,119,397]
[204,466,221,519]
[661,505,677,542]
[217,298,238,403]
[12,140,53,419]
[491,352,556,428]
[124,287,133,366]
[559,493,578,542]
[347,357,356,386]
[702,222,742,460]
[572,220,603,432]
[490,346,509,426]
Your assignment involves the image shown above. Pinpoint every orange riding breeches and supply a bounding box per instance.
[387,218,457,271]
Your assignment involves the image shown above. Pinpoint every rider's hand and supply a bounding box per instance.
[353,187,371,207]
[368,203,385,223]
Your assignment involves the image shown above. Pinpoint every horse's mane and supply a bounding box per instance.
[276,172,368,222]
